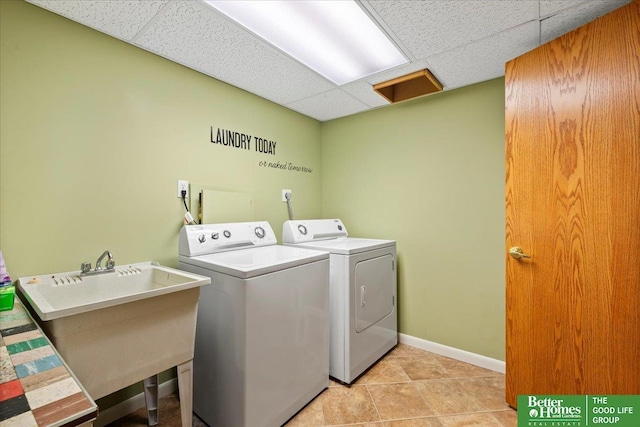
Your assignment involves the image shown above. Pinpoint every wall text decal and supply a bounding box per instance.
[211,127,276,155]
[258,160,313,173]
[210,126,313,173]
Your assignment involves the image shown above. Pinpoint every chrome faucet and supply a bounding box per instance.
[81,250,115,276]
[96,250,115,271]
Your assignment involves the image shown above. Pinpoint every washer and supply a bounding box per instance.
[282,219,397,384]
[178,221,330,427]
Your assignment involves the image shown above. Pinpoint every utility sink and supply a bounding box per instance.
[18,261,210,320]
[17,261,211,425]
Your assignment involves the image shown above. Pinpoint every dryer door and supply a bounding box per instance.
[355,254,395,333]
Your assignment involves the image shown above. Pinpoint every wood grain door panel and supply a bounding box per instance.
[505,0,640,408]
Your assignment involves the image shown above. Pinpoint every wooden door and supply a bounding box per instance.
[505,0,640,408]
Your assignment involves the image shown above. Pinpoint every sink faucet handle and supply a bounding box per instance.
[95,250,113,271]
[81,262,92,273]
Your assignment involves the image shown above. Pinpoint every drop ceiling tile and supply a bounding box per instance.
[541,0,631,43]
[134,0,334,106]
[427,21,540,90]
[340,80,389,108]
[285,90,370,122]
[26,0,169,41]
[367,0,539,59]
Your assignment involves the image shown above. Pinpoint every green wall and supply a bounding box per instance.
[0,0,322,278]
[0,0,322,411]
[321,79,506,360]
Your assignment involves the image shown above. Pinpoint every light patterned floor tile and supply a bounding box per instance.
[395,356,450,380]
[368,382,435,420]
[332,424,383,427]
[383,418,443,427]
[321,385,380,425]
[329,379,343,387]
[437,412,504,426]
[356,359,412,385]
[414,379,485,415]
[490,409,517,427]
[457,376,510,410]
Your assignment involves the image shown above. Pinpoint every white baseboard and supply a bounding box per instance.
[399,333,506,374]
[93,378,178,427]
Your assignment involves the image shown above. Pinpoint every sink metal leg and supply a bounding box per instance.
[177,360,193,427]
[143,374,159,426]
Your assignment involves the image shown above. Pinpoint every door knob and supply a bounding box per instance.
[509,246,531,259]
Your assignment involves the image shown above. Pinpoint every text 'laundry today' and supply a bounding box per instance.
[211,127,276,155]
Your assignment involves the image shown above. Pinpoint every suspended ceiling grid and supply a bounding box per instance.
[25,0,632,121]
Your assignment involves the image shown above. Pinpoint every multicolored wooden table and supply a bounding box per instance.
[0,298,97,426]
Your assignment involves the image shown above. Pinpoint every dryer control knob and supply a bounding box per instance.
[298,224,307,235]
[197,234,206,243]
[223,230,231,238]
[211,232,219,240]
[254,226,266,239]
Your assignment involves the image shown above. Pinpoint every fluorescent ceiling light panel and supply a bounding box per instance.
[204,0,407,85]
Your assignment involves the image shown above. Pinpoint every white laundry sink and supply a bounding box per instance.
[18,261,209,320]
[17,261,211,401]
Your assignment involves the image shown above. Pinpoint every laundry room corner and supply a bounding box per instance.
[320,78,506,361]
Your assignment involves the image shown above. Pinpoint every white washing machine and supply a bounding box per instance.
[178,221,330,427]
[282,218,397,384]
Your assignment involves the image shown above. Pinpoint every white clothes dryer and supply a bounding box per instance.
[282,218,397,384]
[178,221,330,427]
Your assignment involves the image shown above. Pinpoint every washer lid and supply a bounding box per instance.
[179,245,329,279]
[286,237,395,255]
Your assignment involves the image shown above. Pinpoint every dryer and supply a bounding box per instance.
[282,219,397,384]
[178,221,330,427]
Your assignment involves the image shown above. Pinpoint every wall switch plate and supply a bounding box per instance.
[282,189,292,202]
[178,180,189,198]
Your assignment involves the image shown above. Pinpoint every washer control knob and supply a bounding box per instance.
[211,232,219,240]
[254,226,266,239]
[338,225,343,231]
[298,224,307,235]
[223,230,231,238]
[197,234,206,243]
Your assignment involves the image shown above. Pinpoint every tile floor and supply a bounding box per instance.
[107,344,517,427]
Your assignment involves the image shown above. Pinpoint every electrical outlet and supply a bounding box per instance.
[177,180,189,198]
[282,189,292,202]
